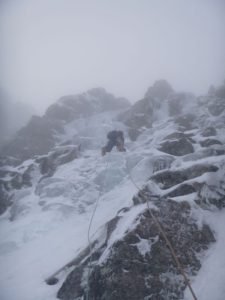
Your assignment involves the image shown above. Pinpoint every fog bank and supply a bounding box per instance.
[0,0,225,114]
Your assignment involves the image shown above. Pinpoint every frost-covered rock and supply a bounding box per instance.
[183,147,225,162]
[174,114,196,131]
[119,80,198,141]
[0,160,40,215]
[46,88,130,122]
[36,145,79,176]
[158,137,194,156]
[0,181,11,215]
[1,115,61,160]
[118,80,174,140]
[152,155,175,173]
[200,138,222,148]
[208,98,225,116]
[1,88,130,161]
[195,163,225,209]
[57,200,215,300]
[201,127,217,137]
[151,164,218,189]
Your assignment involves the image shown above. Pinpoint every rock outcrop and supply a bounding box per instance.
[158,137,194,156]
[57,198,215,300]
[118,80,174,140]
[56,80,225,300]
[1,88,130,161]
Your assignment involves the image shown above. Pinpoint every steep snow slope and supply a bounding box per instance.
[0,81,225,300]
[0,111,134,300]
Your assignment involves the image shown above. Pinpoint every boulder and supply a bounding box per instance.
[163,132,195,143]
[158,137,194,156]
[201,127,217,137]
[36,145,78,176]
[174,114,196,131]
[151,164,218,189]
[200,139,222,147]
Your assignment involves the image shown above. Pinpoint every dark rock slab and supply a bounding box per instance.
[196,181,225,209]
[57,200,215,300]
[36,145,78,176]
[163,131,194,141]
[1,115,61,160]
[174,114,196,131]
[118,80,174,140]
[165,183,196,197]
[86,201,214,300]
[200,139,222,147]
[201,127,217,137]
[57,216,121,300]
[158,137,194,156]
[0,181,11,215]
[151,164,218,189]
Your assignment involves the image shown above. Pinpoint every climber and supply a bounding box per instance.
[101,130,126,156]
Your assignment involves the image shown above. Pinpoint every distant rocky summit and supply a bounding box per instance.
[118,79,197,140]
[1,88,130,161]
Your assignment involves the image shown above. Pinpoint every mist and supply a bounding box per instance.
[0,0,225,115]
[0,88,35,147]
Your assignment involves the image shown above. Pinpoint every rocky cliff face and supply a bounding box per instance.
[0,82,225,300]
[1,88,130,161]
[118,80,197,141]
[0,88,130,216]
[56,81,225,300]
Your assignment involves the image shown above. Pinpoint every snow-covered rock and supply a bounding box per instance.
[1,88,130,161]
[0,81,225,300]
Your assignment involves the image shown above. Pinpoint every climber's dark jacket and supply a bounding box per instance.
[102,130,126,156]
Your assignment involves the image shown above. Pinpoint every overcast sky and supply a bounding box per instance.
[0,0,225,114]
